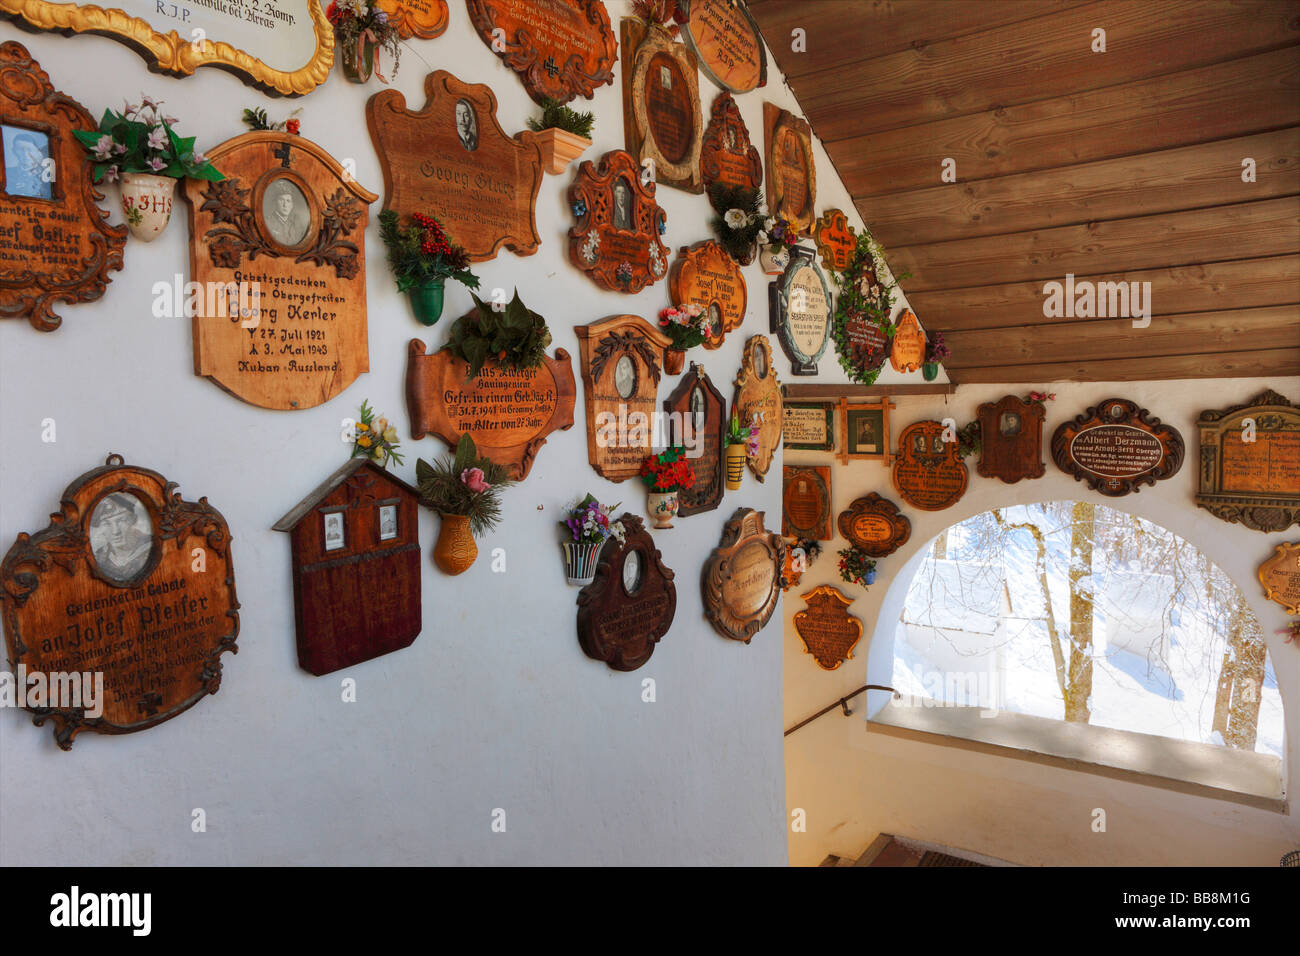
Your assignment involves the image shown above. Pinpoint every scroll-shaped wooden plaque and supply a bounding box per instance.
[467,0,616,103]
[576,514,676,671]
[378,0,450,39]
[406,340,576,480]
[734,335,783,482]
[794,585,863,671]
[621,17,703,193]
[838,493,910,557]
[813,208,856,275]
[893,420,969,511]
[183,131,376,411]
[0,43,126,332]
[977,394,1046,484]
[0,455,239,750]
[702,508,786,644]
[664,363,725,517]
[0,0,334,95]
[681,0,767,93]
[782,465,831,541]
[1051,398,1184,497]
[889,309,926,374]
[1195,389,1300,532]
[701,91,762,202]
[569,149,669,293]
[1258,541,1300,614]
[367,70,544,262]
[770,246,832,376]
[764,102,815,235]
[783,402,834,451]
[575,314,673,481]
[669,240,747,349]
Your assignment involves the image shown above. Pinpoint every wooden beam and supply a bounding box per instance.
[946,348,1300,384]
[783,383,956,401]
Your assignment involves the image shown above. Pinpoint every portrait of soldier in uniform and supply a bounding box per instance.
[89,493,154,583]
[263,178,311,247]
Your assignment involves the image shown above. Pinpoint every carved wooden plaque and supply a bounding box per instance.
[1195,389,1300,532]
[467,0,616,103]
[273,460,421,676]
[0,42,126,332]
[701,91,762,201]
[569,149,669,292]
[813,208,856,274]
[838,493,910,557]
[838,398,892,464]
[669,239,747,349]
[782,466,831,541]
[893,420,970,511]
[378,0,450,39]
[0,0,334,95]
[575,314,673,481]
[681,0,767,93]
[889,309,926,374]
[621,18,703,193]
[1051,398,1185,497]
[783,402,833,451]
[367,70,544,262]
[0,455,239,749]
[576,514,676,671]
[406,339,577,480]
[764,102,815,235]
[182,131,375,411]
[664,363,725,517]
[702,508,786,644]
[794,585,863,671]
[1258,542,1300,615]
[733,335,783,482]
[771,246,832,376]
[842,313,891,377]
[977,395,1046,484]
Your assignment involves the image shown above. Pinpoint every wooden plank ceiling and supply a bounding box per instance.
[748,0,1300,383]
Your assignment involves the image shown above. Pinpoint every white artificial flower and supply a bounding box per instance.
[763,217,776,232]
[724,208,747,229]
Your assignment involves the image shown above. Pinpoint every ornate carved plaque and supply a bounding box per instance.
[575,314,673,481]
[838,398,892,464]
[569,149,669,292]
[378,0,450,39]
[838,493,910,557]
[367,70,544,262]
[733,335,783,482]
[782,466,831,540]
[702,508,786,644]
[977,395,1046,484]
[701,91,762,201]
[1051,398,1185,497]
[405,339,577,481]
[1258,542,1300,615]
[681,0,767,93]
[669,239,747,349]
[770,246,832,375]
[182,131,375,411]
[576,514,676,671]
[1195,389,1300,532]
[0,455,239,749]
[764,102,815,235]
[813,208,856,274]
[843,313,891,377]
[0,0,334,95]
[664,363,725,517]
[467,0,615,103]
[794,585,863,671]
[889,309,926,374]
[893,420,969,511]
[0,43,126,332]
[621,18,703,193]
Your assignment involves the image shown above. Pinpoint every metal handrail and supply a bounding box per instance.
[784,685,899,737]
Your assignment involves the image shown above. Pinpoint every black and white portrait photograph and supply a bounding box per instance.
[612,177,633,231]
[323,511,345,551]
[659,65,673,90]
[1000,411,1022,436]
[848,409,883,455]
[378,504,398,541]
[3,125,51,200]
[455,98,478,152]
[89,492,155,584]
[262,177,311,247]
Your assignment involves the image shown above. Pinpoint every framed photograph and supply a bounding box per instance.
[2,125,52,200]
[839,398,893,464]
[88,491,157,585]
[782,402,834,451]
[259,175,313,249]
[378,503,399,541]
[323,511,346,552]
[455,98,478,152]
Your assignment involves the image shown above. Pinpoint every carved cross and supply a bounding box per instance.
[273,141,293,169]
[136,692,163,717]
[544,56,558,77]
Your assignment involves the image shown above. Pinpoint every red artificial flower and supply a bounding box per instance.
[286,119,300,135]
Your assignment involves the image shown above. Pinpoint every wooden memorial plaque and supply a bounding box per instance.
[838,398,893,464]
[702,508,786,644]
[183,131,375,411]
[680,0,767,94]
[977,394,1046,484]
[782,465,831,541]
[1051,398,1184,497]
[664,362,725,517]
[569,149,669,293]
[1258,542,1300,615]
[367,70,544,262]
[405,338,577,481]
[575,314,673,481]
[621,18,703,193]
[467,0,616,104]
[892,420,969,511]
[669,239,747,349]
[701,91,762,201]
[794,585,863,671]
[273,460,422,676]
[770,246,832,376]
[576,514,676,671]
[0,0,334,95]
[0,455,239,749]
[843,317,891,377]
[813,208,856,274]
[782,402,833,451]
[378,0,450,39]
[838,493,910,557]
[764,102,815,235]
[733,335,783,482]
[1195,389,1300,532]
[0,43,126,332]
[889,309,926,374]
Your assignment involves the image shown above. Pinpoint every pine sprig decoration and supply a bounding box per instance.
[415,435,514,537]
[708,183,764,262]
[831,231,900,385]
[837,546,877,589]
[378,209,479,294]
[527,98,595,139]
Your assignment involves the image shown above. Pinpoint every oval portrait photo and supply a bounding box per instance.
[88,492,156,585]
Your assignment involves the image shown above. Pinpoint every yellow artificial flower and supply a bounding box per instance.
[382,427,397,443]
[357,435,372,447]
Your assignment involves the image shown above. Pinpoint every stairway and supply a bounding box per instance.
[819,834,992,867]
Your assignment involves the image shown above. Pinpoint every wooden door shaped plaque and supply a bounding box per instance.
[782,466,831,541]
[680,0,767,94]
[764,102,815,235]
[702,509,786,644]
[569,149,670,293]
[664,363,725,517]
[0,455,239,749]
[770,246,832,376]
[977,395,1046,484]
[367,70,544,262]
[889,309,926,374]
[794,585,863,671]
[813,208,856,275]
[893,420,969,511]
[1258,541,1300,615]
[734,335,783,482]
[701,91,762,201]
[1195,389,1300,532]
[183,131,376,411]
[1052,398,1184,497]
[669,239,747,349]
[621,18,704,193]
[838,493,910,557]
[378,0,450,39]
[467,0,616,104]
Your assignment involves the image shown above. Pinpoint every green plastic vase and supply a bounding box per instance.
[409,279,446,326]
